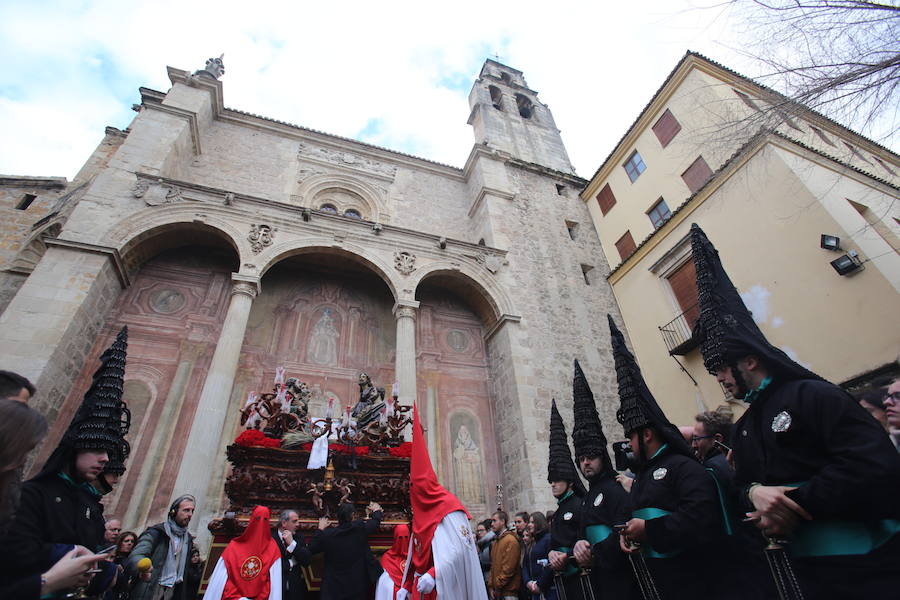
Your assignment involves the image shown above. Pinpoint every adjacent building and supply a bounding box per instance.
[582,52,900,426]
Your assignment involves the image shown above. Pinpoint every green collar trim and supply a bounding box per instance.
[744,376,773,404]
[650,443,669,461]
[557,489,574,505]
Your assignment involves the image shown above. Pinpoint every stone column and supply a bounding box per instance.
[173,274,259,529]
[393,300,420,408]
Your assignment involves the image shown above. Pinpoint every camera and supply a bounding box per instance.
[612,441,631,472]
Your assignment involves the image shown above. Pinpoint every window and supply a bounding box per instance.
[809,125,835,146]
[667,259,700,329]
[319,203,338,214]
[489,85,503,111]
[652,109,682,148]
[500,72,512,84]
[733,89,761,111]
[615,230,637,261]
[556,184,566,195]
[344,209,362,219]
[596,183,617,216]
[681,156,713,194]
[623,150,647,183]
[16,194,37,210]
[647,198,672,229]
[516,94,533,119]
[581,264,595,285]
[565,220,578,241]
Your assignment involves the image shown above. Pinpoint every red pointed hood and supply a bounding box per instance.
[410,404,468,570]
[220,505,280,600]
[381,523,411,585]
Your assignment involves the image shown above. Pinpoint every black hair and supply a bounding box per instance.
[337,502,354,524]
[0,371,35,399]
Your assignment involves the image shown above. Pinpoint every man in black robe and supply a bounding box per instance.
[273,509,309,600]
[611,316,726,600]
[307,501,383,600]
[690,223,900,597]
[0,327,131,597]
[540,399,586,600]
[567,357,638,600]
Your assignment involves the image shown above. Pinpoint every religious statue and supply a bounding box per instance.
[308,308,339,365]
[337,478,355,505]
[194,54,225,80]
[306,481,325,514]
[351,372,386,428]
[285,378,311,420]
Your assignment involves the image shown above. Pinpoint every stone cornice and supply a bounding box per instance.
[44,238,130,288]
[141,103,202,155]
[166,66,225,118]
[483,313,522,342]
[0,176,67,189]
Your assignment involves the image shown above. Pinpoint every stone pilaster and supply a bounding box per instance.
[393,300,419,408]
[172,274,259,533]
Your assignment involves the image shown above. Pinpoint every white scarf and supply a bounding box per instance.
[159,518,189,588]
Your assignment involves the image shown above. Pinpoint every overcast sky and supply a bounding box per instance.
[1,1,765,180]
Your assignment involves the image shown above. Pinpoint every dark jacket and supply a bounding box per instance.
[539,491,581,595]
[307,511,382,600]
[521,530,553,600]
[273,528,308,600]
[0,473,106,578]
[128,523,195,600]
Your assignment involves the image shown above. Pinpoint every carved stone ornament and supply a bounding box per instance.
[224,192,234,206]
[195,54,225,80]
[393,251,416,275]
[132,179,150,198]
[298,144,397,178]
[469,252,505,274]
[140,181,185,207]
[232,282,259,299]
[248,224,276,254]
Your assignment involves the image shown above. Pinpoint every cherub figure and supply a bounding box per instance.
[337,478,355,505]
[306,481,325,514]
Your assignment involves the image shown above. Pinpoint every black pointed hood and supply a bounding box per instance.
[548,399,586,496]
[38,326,131,479]
[690,224,824,382]
[570,360,613,473]
[609,315,692,458]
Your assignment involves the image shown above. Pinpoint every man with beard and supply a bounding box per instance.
[541,399,586,600]
[610,316,725,600]
[567,357,638,600]
[690,223,900,597]
[129,495,196,600]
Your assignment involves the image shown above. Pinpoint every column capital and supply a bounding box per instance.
[393,299,420,319]
[231,273,260,298]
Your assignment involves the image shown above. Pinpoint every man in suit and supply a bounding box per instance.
[273,509,308,600]
[307,501,383,600]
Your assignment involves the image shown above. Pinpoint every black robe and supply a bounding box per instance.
[579,471,638,600]
[630,447,726,600]
[731,378,900,596]
[0,472,106,577]
[539,490,583,599]
[307,511,382,600]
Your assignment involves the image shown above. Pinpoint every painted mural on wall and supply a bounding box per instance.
[450,412,486,506]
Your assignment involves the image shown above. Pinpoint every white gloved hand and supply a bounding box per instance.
[417,572,435,594]
[396,589,410,600]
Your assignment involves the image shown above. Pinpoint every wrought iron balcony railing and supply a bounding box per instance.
[659,303,700,355]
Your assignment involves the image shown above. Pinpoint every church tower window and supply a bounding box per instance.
[489,86,503,111]
[344,209,362,219]
[516,94,533,119]
[319,203,338,214]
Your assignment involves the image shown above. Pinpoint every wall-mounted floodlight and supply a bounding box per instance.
[820,234,841,251]
[830,250,864,276]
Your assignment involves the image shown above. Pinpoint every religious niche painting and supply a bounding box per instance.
[307,307,340,365]
[449,411,486,506]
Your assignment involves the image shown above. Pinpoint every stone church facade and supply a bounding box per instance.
[0,57,625,541]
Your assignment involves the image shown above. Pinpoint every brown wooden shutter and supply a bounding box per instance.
[681,156,713,194]
[667,259,700,328]
[652,109,682,148]
[615,230,637,261]
[596,183,617,215]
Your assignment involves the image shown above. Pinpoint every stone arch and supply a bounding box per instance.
[258,239,400,303]
[8,220,63,273]
[107,208,245,275]
[409,261,517,328]
[295,174,388,222]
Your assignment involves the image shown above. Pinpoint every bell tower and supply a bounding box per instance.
[467,59,574,174]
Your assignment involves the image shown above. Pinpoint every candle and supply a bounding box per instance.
[342,406,351,427]
[274,366,285,386]
[391,382,399,399]
[386,396,395,418]
[325,398,335,419]
[379,405,388,426]
[244,391,257,408]
[276,388,290,411]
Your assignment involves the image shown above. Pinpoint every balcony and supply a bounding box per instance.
[659,303,699,355]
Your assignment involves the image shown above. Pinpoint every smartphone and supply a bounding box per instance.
[713,440,731,454]
[612,441,630,472]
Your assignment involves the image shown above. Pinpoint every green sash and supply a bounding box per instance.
[585,524,612,545]
[776,481,900,557]
[632,507,682,559]
[553,546,579,578]
[705,467,734,536]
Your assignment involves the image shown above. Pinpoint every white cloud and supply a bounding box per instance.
[0,0,757,179]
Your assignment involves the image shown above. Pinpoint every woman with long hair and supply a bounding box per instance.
[105,531,138,600]
[522,512,555,600]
